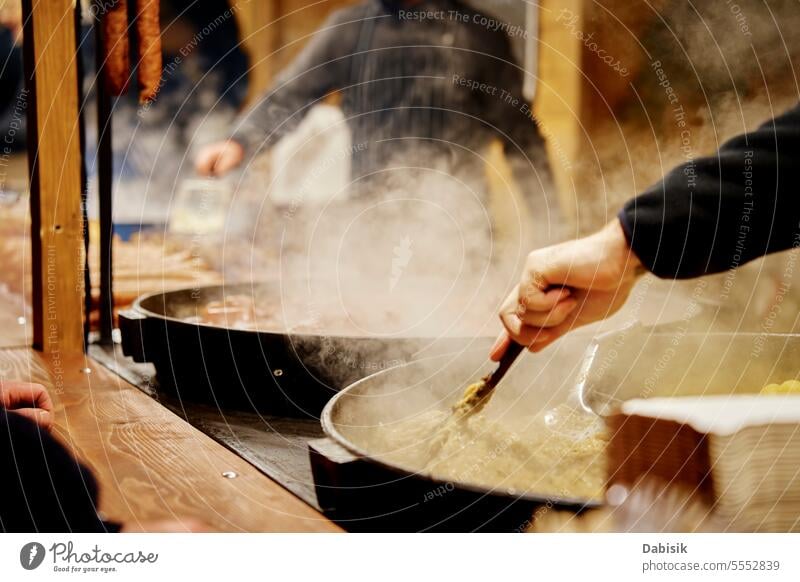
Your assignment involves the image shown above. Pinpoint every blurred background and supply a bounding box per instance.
[2,0,800,339]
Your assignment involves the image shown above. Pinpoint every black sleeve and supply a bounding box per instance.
[619,102,800,279]
[479,32,549,168]
[229,8,359,154]
[0,411,117,533]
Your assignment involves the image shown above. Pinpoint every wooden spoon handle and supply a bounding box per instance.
[485,340,525,389]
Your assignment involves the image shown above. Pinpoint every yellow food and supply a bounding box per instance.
[452,379,492,416]
[760,380,800,395]
[370,404,608,501]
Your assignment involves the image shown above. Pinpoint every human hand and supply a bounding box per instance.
[0,380,54,431]
[194,140,245,177]
[0,4,23,45]
[491,219,644,360]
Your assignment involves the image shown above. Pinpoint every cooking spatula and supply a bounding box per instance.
[424,341,525,468]
[451,340,525,418]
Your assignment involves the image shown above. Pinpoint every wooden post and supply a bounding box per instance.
[21,0,86,353]
[94,2,114,345]
[535,0,664,232]
[231,0,281,106]
[534,0,586,228]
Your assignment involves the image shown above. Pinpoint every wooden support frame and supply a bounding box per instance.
[534,0,664,231]
[21,0,86,353]
[534,0,586,227]
[231,0,281,106]
[93,0,115,345]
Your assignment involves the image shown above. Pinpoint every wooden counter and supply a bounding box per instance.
[0,178,338,531]
[0,343,340,532]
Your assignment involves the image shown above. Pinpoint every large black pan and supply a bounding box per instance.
[314,281,717,532]
[314,333,607,532]
[119,283,478,418]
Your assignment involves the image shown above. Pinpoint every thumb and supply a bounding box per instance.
[489,332,511,362]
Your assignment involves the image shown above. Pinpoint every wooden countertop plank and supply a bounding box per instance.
[0,347,340,532]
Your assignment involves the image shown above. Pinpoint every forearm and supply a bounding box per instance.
[620,103,800,279]
[229,10,354,155]
[230,88,314,154]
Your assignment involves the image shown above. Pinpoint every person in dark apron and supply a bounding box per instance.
[0,12,26,153]
[195,0,551,210]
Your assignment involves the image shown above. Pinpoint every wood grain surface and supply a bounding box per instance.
[21,0,86,353]
[0,347,340,532]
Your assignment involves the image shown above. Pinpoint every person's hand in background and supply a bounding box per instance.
[491,219,644,361]
[194,140,245,177]
[0,2,23,44]
[0,380,53,431]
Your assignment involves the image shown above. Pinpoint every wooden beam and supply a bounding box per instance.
[21,0,86,353]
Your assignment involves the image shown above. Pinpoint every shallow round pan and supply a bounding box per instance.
[322,333,606,509]
[119,282,477,418]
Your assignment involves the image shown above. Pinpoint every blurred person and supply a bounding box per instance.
[492,102,800,359]
[0,1,26,150]
[195,0,551,209]
[161,0,249,108]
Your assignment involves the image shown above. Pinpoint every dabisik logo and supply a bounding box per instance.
[20,542,46,570]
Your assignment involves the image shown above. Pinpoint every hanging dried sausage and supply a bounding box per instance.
[101,0,129,95]
[134,0,162,103]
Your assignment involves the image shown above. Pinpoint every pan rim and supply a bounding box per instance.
[321,330,800,509]
[130,282,484,342]
[320,351,605,510]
